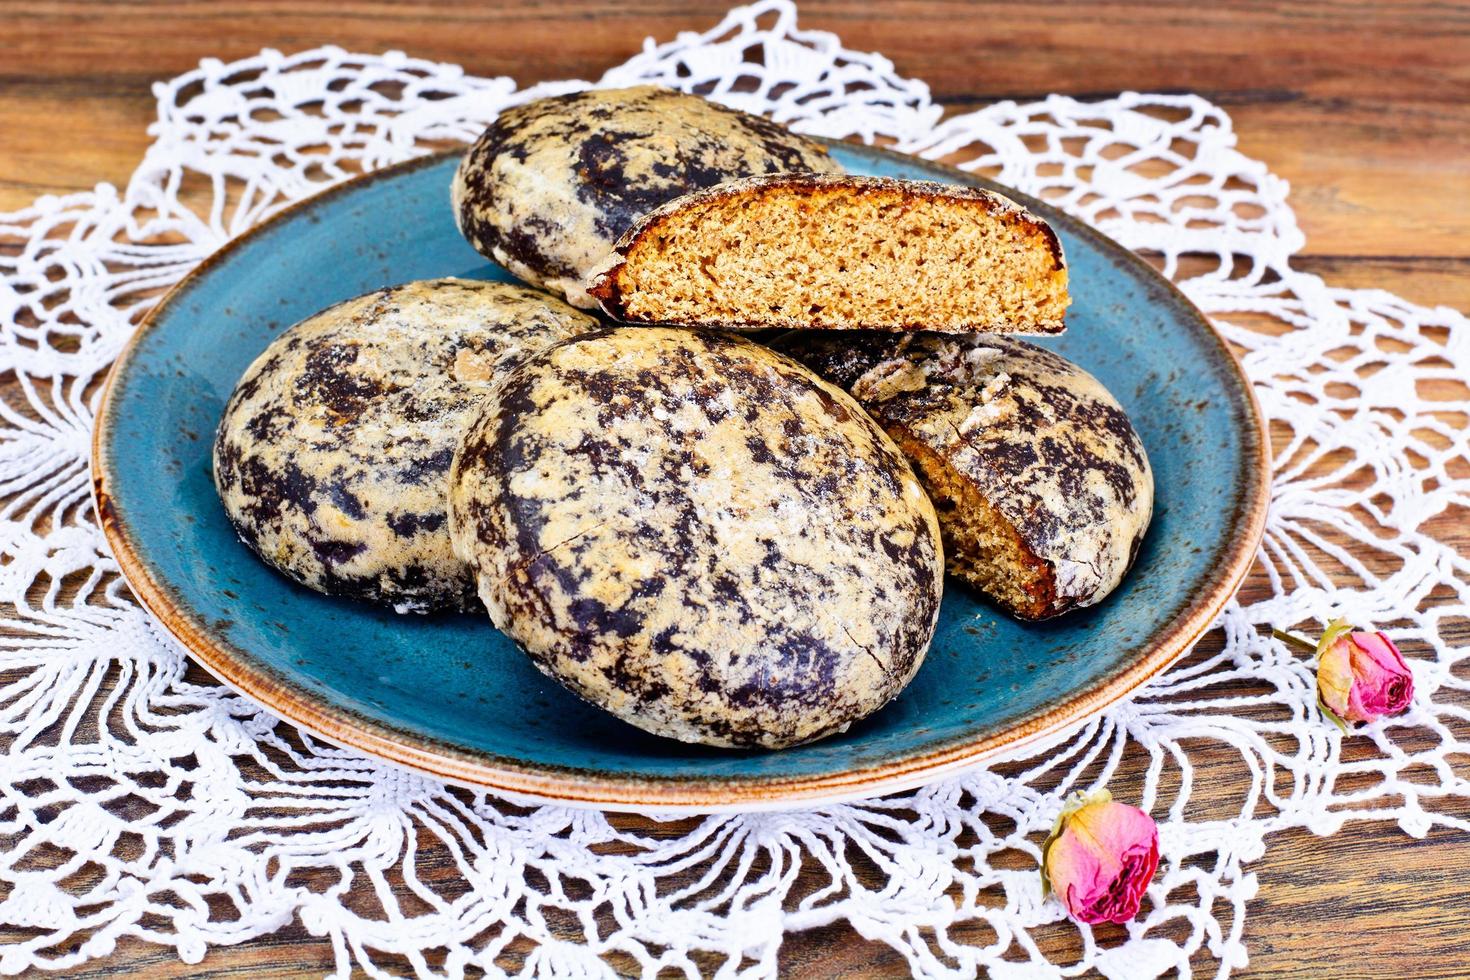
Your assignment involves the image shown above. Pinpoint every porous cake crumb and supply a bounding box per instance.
[588,174,1069,334]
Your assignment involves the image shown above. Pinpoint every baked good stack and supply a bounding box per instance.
[214,86,1154,749]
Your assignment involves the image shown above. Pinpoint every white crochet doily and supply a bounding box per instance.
[1,3,1466,976]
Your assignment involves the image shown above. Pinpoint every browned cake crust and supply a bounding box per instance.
[448,327,944,748]
[587,173,1069,334]
[779,331,1152,620]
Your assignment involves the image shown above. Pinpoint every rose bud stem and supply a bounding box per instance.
[1270,627,1319,655]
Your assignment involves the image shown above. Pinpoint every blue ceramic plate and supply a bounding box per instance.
[93,145,1269,811]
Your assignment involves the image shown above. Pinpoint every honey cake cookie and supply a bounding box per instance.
[448,327,943,748]
[780,332,1151,620]
[587,173,1068,334]
[451,85,842,308]
[213,278,597,613]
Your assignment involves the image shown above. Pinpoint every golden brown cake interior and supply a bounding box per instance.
[590,175,1069,334]
[894,432,1055,620]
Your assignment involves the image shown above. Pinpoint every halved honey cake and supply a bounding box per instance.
[588,174,1069,334]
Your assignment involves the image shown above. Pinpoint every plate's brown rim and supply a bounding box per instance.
[91,142,1272,812]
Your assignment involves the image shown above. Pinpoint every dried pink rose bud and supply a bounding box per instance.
[1313,619,1413,725]
[1041,788,1159,925]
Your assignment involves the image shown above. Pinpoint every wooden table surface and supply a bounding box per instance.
[4,2,1468,976]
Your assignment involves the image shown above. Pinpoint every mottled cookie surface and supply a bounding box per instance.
[213,278,597,612]
[449,327,943,748]
[451,85,842,308]
[782,332,1153,620]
